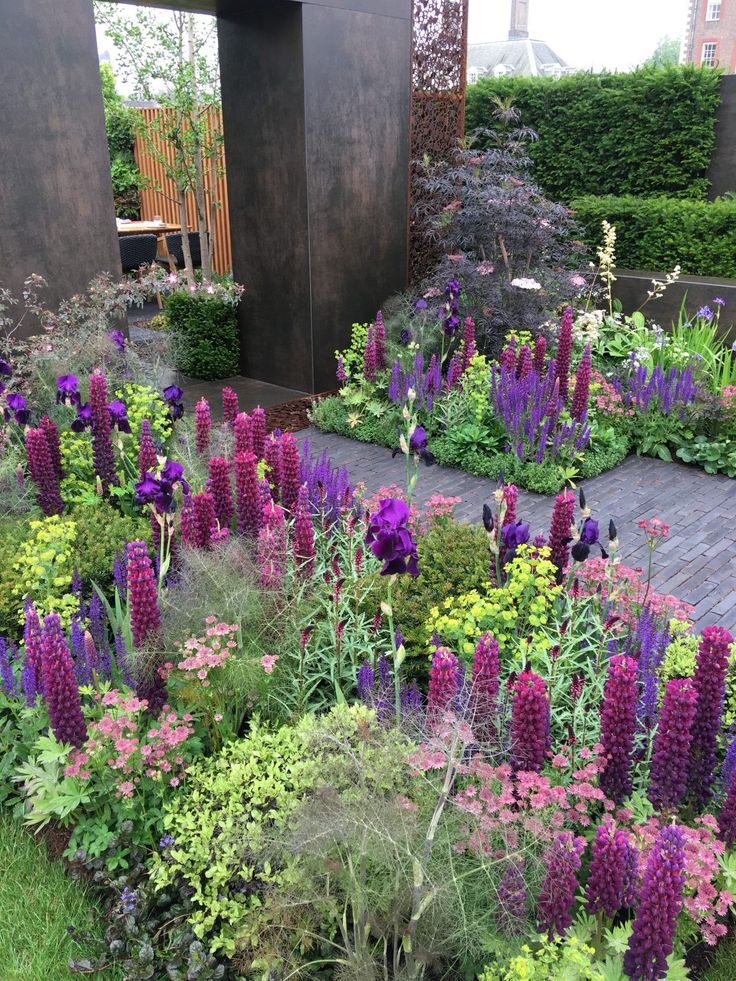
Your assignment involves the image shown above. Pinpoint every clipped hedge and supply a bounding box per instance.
[571,195,736,278]
[465,67,722,202]
[165,292,240,380]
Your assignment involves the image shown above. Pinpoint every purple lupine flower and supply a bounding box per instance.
[108,329,126,351]
[235,451,261,537]
[221,386,239,426]
[126,540,161,648]
[39,416,63,481]
[548,490,575,583]
[635,607,668,733]
[516,343,532,379]
[250,406,267,460]
[89,372,117,491]
[280,432,301,513]
[718,768,736,847]
[624,825,685,981]
[586,821,639,918]
[234,412,252,455]
[510,671,550,773]
[461,317,476,372]
[720,732,736,793]
[374,311,387,370]
[0,638,16,696]
[293,483,316,577]
[648,678,697,811]
[25,427,63,516]
[689,626,733,808]
[533,335,547,375]
[195,398,211,455]
[336,355,347,384]
[257,499,287,589]
[357,660,375,704]
[537,832,586,938]
[428,646,459,719]
[22,603,43,706]
[556,306,573,404]
[363,325,377,382]
[40,614,87,748]
[471,632,500,740]
[208,457,234,530]
[70,619,91,685]
[496,860,528,936]
[600,655,638,804]
[400,680,424,717]
[138,419,158,480]
[365,498,419,577]
[570,344,591,422]
[190,491,218,550]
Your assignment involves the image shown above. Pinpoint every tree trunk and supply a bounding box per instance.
[207,150,218,274]
[177,186,195,285]
[187,14,212,281]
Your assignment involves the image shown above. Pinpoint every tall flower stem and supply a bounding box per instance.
[383,576,403,725]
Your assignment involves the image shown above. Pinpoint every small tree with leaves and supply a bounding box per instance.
[95,4,223,283]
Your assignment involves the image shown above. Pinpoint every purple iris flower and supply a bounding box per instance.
[108,330,126,351]
[6,392,30,423]
[713,297,726,307]
[696,305,714,322]
[571,517,606,563]
[500,520,530,558]
[163,385,183,404]
[399,328,413,346]
[445,279,461,299]
[365,498,419,577]
[107,400,131,433]
[0,359,12,377]
[414,298,428,311]
[135,460,188,512]
[71,402,92,432]
[56,373,80,405]
[408,425,435,466]
[134,474,160,505]
[443,314,460,338]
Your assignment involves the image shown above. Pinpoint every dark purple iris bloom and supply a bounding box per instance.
[501,520,530,558]
[696,305,714,322]
[0,359,12,377]
[107,400,131,433]
[571,517,606,563]
[135,459,188,512]
[71,402,92,432]
[108,330,126,351]
[160,459,183,484]
[365,498,419,577]
[408,425,435,466]
[135,474,160,505]
[414,298,428,311]
[445,278,461,299]
[6,392,30,423]
[443,314,461,338]
[56,373,80,405]
[399,328,413,346]
[163,385,184,404]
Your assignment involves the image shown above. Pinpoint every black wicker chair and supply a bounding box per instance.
[119,233,158,274]
[163,232,202,271]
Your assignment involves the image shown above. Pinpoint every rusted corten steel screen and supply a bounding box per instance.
[409,0,469,282]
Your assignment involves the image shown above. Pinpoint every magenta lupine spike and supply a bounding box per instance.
[257,499,287,589]
[571,344,592,422]
[251,406,267,460]
[180,492,197,547]
[221,386,239,426]
[624,825,685,981]
[545,374,561,417]
[280,432,301,513]
[84,629,100,674]
[502,483,518,527]
[446,351,463,389]
[207,456,234,529]
[293,483,316,577]
[363,325,377,382]
[510,671,550,772]
[718,769,736,846]
[25,427,63,515]
[471,632,500,739]
[40,613,87,748]
[500,338,516,374]
[374,311,387,371]
[264,434,282,501]
[537,832,586,938]
[234,412,252,455]
[89,371,117,492]
[23,602,43,703]
[39,415,63,480]
[336,356,347,384]
[496,860,528,936]
[461,316,476,373]
[138,418,158,480]
[586,821,639,919]
[516,344,533,379]
[533,335,547,375]
[234,451,260,537]
[428,646,460,718]
[192,491,217,549]
[195,398,211,455]
[689,626,733,807]
[548,490,575,583]
[600,655,639,804]
[648,678,697,811]
[556,307,573,404]
[126,540,161,647]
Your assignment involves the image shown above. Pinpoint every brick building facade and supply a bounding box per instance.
[682,0,736,72]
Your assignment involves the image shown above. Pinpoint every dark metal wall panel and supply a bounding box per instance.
[0,0,121,327]
[302,3,411,392]
[218,2,313,390]
[708,75,736,198]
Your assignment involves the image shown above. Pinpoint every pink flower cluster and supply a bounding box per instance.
[573,558,694,626]
[591,370,632,418]
[638,516,670,540]
[166,617,239,687]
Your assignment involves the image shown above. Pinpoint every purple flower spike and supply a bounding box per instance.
[40,614,87,748]
[600,655,638,804]
[586,821,639,919]
[537,832,586,938]
[510,671,550,773]
[688,626,733,808]
[648,678,697,811]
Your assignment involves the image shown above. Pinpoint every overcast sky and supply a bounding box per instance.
[468,0,690,71]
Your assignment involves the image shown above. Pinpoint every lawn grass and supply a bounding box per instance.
[0,816,119,979]
[704,935,736,980]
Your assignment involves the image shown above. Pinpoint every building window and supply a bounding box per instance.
[706,1,721,21]
[702,41,718,66]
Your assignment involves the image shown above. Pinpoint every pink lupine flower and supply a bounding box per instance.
[234,451,261,537]
[221,386,239,426]
[250,406,266,459]
[194,398,211,455]
[471,632,500,739]
[39,415,63,480]
[461,316,476,373]
[264,433,281,502]
[510,671,550,773]
[427,647,460,719]
[279,432,300,513]
[138,418,157,480]
[570,343,592,422]
[363,325,377,382]
[374,310,387,371]
[192,491,218,550]
[533,335,547,375]
[234,411,252,455]
[126,540,161,648]
[500,337,516,374]
[293,483,316,577]
[556,306,573,404]
[257,500,287,589]
[207,456,234,529]
[516,343,532,379]
[548,489,575,582]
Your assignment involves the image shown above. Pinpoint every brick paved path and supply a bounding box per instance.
[299,428,736,633]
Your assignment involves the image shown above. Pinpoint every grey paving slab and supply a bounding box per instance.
[298,428,736,633]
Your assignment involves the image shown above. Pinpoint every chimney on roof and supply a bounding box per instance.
[509,0,530,39]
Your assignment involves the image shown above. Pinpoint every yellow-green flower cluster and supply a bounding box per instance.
[12,515,78,626]
[115,382,172,445]
[425,546,560,664]
[334,322,370,382]
[462,353,492,424]
[480,936,603,981]
[59,431,96,505]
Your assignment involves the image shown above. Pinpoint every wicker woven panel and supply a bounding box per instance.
[410,0,468,282]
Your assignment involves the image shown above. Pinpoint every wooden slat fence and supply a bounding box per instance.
[133,107,232,275]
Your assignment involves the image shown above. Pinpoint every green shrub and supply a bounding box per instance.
[570,194,736,277]
[466,67,721,202]
[165,292,240,380]
[150,723,312,958]
[11,516,78,628]
[392,520,490,656]
[70,501,150,588]
[481,935,604,980]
